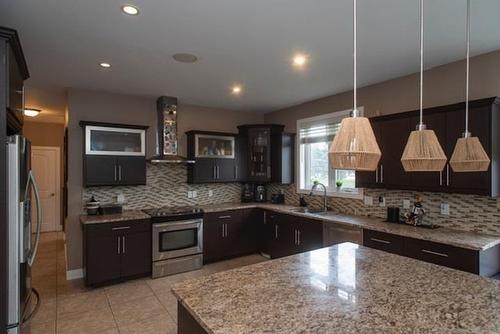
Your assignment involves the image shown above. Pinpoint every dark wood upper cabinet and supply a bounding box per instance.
[186,130,238,184]
[356,97,500,196]
[238,124,295,184]
[80,121,148,187]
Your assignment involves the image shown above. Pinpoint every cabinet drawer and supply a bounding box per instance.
[363,229,404,255]
[205,210,243,224]
[403,237,478,274]
[85,219,151,235]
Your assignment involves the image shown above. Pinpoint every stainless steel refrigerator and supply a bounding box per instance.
[6,135,42,334]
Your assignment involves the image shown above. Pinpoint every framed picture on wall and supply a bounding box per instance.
[194,134,235,159]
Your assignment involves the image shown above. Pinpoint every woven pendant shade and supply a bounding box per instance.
[329,116,381,171]
[401,129,447,172]
[450,136,490,172]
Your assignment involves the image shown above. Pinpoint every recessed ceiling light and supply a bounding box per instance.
[99,62,112,68]
[24,108,41,117]
[172,53,198,63]
[292,54,308,67]
[231,85,242,95]
[121,5,139,15]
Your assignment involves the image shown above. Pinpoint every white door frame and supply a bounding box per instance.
[32,146,62,231]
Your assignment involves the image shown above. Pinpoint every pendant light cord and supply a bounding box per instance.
[353,0,358,117]
[465,0,470,136]
[419,0,424,127]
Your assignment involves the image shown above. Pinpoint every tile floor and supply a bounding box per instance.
[30,232,268,334]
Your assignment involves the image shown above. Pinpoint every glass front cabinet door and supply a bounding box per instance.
[85,125,146,156]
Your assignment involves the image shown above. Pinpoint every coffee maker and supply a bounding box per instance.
[241,183,255,203]
[254,184,267,202]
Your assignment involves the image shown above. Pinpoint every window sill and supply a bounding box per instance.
[297,188,364,200]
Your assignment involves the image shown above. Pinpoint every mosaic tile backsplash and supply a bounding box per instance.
[83,163,241,210]
[83,163,500,236]
[267,183,500,235]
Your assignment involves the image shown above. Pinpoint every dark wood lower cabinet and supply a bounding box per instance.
[83,219,151,286]
[363,228,500,277]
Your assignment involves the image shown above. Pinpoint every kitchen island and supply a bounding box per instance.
[172,243,500,333]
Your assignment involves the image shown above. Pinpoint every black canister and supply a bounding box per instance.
[387,207,400,223]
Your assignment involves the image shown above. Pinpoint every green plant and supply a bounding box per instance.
[336,180,343,188]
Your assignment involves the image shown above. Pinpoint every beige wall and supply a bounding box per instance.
[264,50,500,131]
[66,89,263,271]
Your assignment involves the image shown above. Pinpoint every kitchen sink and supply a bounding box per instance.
[290,208,336,216]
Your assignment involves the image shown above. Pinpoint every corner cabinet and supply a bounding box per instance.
[356,97,500,196]
[80,121,148,187]
[186,131,240,184]
[237,124,295,184]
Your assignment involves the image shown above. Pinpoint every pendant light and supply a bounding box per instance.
[449,0,490,172]
[329,0,381,171]
[401,0,447,172]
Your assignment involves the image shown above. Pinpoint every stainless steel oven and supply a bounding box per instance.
[151,218,203,278]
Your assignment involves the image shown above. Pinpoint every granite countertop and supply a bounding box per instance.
[79,210,150,225]
[200,202,500,251]
[172,243,500,334]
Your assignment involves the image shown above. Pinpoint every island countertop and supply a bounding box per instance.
[172,243,500,334]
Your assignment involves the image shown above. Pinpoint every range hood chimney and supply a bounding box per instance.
[149,96,195,164]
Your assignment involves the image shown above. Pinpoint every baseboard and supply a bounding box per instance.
[66,268,84,281]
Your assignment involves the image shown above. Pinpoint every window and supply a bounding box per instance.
[297,109,363,198]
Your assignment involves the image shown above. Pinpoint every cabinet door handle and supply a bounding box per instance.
[263,211,267,224]
[225,224,228,237]
[234,165,238,179]
[446,164,450,186]
[421,249,448,258]
[117,236,121,254]
[218,215,231,219]
[217,166,220,179]
[297,230,301,245]
[112,226,131,231]
[370,237,391,245]
[380,165,384,183]
[114,164,118,181]
[122,236,126,254]
[275,224,279,239]
[118,165,122,181]
[294,230,297,245]
[439,170,443,186]
[221,224,225,238]
[375,166,379,183]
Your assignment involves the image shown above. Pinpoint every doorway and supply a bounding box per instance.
[31,146,62,232]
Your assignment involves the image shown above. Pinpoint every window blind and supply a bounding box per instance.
[299,121,341,144]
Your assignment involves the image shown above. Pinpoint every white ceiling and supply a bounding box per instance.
[1,0,500,113]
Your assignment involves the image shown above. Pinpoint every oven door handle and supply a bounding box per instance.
[153,219,202,231]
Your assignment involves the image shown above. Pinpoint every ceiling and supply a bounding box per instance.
[1,0,500,113]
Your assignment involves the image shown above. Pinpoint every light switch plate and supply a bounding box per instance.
[116,194,125,204]
[440,203,450,215]
[187,191,193,198]
[379,196,386,207]
[208,190,214,197]
[192,191,197,198]
[403,200,411,209]
[364,196,373,206]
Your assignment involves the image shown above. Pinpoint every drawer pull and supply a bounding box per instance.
[112,226,131,231]
[421,249,449,258]
[370,238,391,244]
[218,215,231,219]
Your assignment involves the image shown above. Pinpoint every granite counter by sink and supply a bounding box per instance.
[173,243,500,334]
[79,210,150,225]
[199,202,500,251]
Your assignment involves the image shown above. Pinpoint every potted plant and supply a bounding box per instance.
[336,180,343,190]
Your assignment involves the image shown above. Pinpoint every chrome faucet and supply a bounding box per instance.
[309,181,328,212]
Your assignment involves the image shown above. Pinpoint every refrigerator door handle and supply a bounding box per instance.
[26,170,43,267]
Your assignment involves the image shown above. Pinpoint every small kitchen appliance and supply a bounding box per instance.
[143,206,204,278]
[387,207,401,223]
[241,183,255,202]
[271,192,285,204]
[254,185,267,202]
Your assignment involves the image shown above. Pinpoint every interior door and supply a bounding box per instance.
[31,146,60,232]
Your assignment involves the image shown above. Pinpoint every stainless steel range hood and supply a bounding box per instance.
[149,96,195,164]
